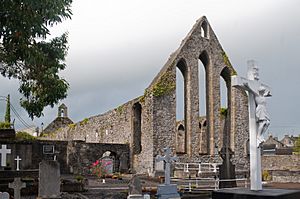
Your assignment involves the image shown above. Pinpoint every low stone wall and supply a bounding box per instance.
[0,140,130,174]
[270,170,300,183]
[262,155,300,183]
[262,155,300,171]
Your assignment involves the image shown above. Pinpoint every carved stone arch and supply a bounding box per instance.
[220,66,232,150]
[176,58,188,154]
[176,124,185,154]
[132,102,142,155]
[200,20,209,39]
[198,50,211,154]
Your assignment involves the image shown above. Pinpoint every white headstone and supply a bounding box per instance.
[0,192,10,199]
[0,145,11,167]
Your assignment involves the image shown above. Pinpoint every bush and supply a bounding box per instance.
[16,131,36,141]
[262,170,271,181]
[0,121,11,129]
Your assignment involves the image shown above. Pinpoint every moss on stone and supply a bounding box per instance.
[220,107,228,118]
[68,123,76,130]
[222,52,237,76]
[116,105,124,115]
[148,70,176,97]
[80,118,89,126]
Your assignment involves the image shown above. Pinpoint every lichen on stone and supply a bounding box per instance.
[222,51,237,76]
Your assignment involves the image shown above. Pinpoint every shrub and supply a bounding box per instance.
[16,131,36,141]
[0,121,11,129]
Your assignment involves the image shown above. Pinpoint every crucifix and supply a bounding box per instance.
[9,177,26,199]
[155,147,178,185]
[14,156,22,171]
[232,60,271,191]
[0,145,11,167]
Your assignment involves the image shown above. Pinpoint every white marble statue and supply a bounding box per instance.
[244,83,271,146]
[232,60,271,190]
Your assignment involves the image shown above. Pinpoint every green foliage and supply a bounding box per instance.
[262,170,271,181]
[75,175,84,182]
[151,70,176,97]
[5,94,10,123]
[152,73,175,97]
[0,121,11,129]
[0,0,73,119]
[293,137,300,154]
[79,118,89,126]
[116,105,124,115]
[16,131,36,140]
[68,123,76,129]
[220,107,228,117]
[222,52,237,76]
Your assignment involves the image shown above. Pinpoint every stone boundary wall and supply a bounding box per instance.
[262,155,300,171]
[262,155,300,183]
[270,170,300,183]
[0,140,130,174]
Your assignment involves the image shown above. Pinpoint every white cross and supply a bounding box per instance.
[0,145,11,167]
[14,156,22,171]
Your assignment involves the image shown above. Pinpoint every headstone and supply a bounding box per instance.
[0,145,11,167]
[8,177,26,199]
[101,157,114,174]
[119,152,129,172]
[0,192,10,199]
[14,156,22,171]
[127,175,143,199]
[219,147,236,188]
[232,60,271,191]
[156,147,181,199]
[39,160,61,198]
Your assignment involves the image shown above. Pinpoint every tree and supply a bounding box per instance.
[0,0,72,119]
[5,94,10,123]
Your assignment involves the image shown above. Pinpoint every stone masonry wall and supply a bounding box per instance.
[0,140,129,174]
[262,155,300,183]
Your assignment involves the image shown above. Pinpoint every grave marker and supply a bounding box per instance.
[8,178,26,199]
[156,147,180,199]
[14,156,21,171]
[0,192,10,199]
[0,145,11,167]
[39,160,60,198]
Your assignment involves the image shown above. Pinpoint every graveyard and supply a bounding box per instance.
[1,1,300,199]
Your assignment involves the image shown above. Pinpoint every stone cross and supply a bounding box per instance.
[14,156,22,171]
[8,177,26,199]
[232,60,271,191]
[0,145,11,167]
[155,147,178,185]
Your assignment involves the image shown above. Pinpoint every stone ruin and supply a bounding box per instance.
[44,16,249,174]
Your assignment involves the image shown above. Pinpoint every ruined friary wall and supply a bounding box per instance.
[44,96,155,174]
[43,16,250,174]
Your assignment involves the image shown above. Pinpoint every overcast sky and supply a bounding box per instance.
[0,0,300,139]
